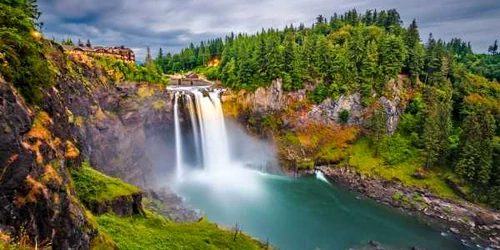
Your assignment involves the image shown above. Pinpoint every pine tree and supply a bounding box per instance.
[379,35,407,80]
[369,107,387,157]
[488,40,498,55]
[144,47,153,66]
[361,40,381,94]
[456,108,496,185]
[422,86,452,169]
[158,48,164,59]
[86,39,92,47]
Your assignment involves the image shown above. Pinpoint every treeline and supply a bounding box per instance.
[160,9,500,208]
[155,38,224,73]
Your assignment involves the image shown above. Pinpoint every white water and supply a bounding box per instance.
[173,92,183,180]
[171,87,262,195]
[193,89,231,170]
[315,170,331,185]
[185,94,202,165]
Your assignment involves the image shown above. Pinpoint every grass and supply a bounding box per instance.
[71,161,140,203]
[344,138,460,199]
[96,212,268,250]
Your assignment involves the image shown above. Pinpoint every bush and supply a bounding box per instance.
[339,109,350,124]
[308,81,329,104]
[379,133,413,165]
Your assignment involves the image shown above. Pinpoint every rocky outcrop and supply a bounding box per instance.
[86,193,144,216]
[307,93,365,125]
[144,188,200,222]
[222,77,407,134]
[319,166,500,249]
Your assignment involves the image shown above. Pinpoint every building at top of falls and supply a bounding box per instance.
[62,45,136,63]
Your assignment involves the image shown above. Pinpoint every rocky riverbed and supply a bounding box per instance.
[318,166,500,249]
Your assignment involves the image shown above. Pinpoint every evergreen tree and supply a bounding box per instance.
[158,48,163,59]
[369,107,387,157]
[422,86,452,169]
[456,107,496,185]
[144,47,153,66]
[488,40,498,54]
[379,35,407,80]
[361,40,381,95]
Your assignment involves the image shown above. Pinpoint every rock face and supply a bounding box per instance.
[0,46,174,248]
[319,166,500,249]
[62,79,174,187]
[223,77,407,134]
[144,188,200,223]
[307,93,365,125]
[0,79,94,249]
[86,193,144,216]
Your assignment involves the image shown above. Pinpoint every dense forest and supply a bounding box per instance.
[155,9,500,209]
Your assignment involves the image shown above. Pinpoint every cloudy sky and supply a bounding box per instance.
[38,0,500,60]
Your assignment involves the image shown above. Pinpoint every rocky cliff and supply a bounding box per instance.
[222,77,407,135]
[0,44,173,248]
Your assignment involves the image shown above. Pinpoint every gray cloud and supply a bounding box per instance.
[38,0,500,60]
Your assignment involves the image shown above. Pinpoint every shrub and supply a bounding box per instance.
[379,133,413,165]
[339,109,350,124]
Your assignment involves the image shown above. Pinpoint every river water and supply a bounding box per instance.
[175,170,473,250]
[168,86,476,250]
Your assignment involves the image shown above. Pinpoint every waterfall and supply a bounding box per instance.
[171,87,231,178]
[185,94,202,165]
[169,86,264,195]
[173,92,183,180]
[194,89,231,170]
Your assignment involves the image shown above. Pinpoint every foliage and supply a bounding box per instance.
[346,138,459,199]
[71,161,139,204]
[94,56,169,85]
[158,9,410,95]
[338,109,350,124]
[0,0,54,104]
[0,229,51,250]
[379,133,414,165]
[96,213,268,250]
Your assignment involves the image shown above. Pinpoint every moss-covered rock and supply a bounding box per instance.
[71,162,144,216]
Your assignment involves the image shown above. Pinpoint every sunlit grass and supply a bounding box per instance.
[96,212,269,250]
[345,138,460,199]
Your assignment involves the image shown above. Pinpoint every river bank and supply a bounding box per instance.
[318,165,500,249]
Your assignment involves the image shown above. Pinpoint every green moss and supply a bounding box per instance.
[152,100,167,110]
[392,193,403,201]
[412,193,424,203]
[96,212,268,250]
[71,161,139,203]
